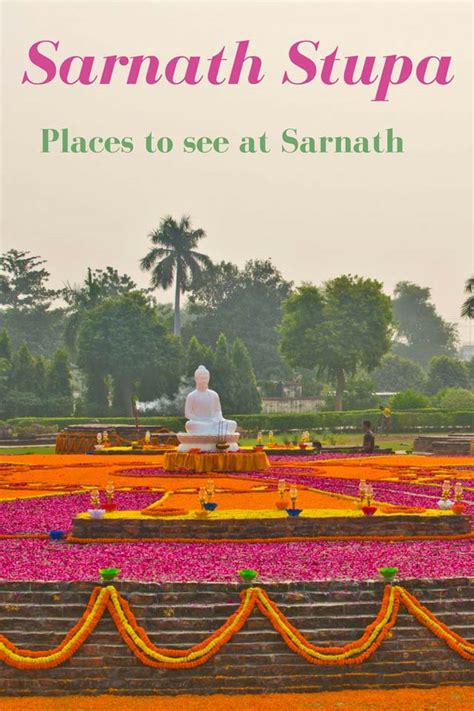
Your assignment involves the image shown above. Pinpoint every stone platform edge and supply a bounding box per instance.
[71,511,471,540]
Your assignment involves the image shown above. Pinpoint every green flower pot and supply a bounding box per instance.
[238,568,258,583]
[99,567,120,581]
[379,566,398,582]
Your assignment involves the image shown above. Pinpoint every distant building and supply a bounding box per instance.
[459,343,474,361]
[261,397,324,414]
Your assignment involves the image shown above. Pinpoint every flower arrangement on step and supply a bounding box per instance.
[286,485,303,517]
[452,482,465,515]
[438,480,454,510]
[359,482,377,516]
[87,487,105,519]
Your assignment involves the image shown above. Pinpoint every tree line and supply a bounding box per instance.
[0,215,472,418]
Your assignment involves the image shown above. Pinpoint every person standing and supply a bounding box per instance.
[362,420,375,453]
[379,405,392,435]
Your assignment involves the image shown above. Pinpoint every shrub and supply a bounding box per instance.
[6,409,473,434]
[439,388,474,411]
[389,390,430,410]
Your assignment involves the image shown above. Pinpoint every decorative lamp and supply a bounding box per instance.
[289,485,297,509]
[454,482,463,503]
[198,487,207,510]
[206,479,215,501]
[366,483,374,506]
[90,487,100,509]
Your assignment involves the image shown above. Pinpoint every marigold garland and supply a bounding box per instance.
[0,584,473,670]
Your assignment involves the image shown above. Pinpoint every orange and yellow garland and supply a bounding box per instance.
[0,584,473,670]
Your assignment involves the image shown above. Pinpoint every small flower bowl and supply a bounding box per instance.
[437,499,453,510]
[275,499,289,510]
[299,443,308,450]
[238,568,258,583]
[104,503,117,512]
[99,567,120,582]
[362,506,377,516]
[88,509,106,519]
[452,503,466,515]
[48,530,66,541]
[253,445,264,451]
[286,508,303,517]
[379,566,399,582]
[203,502,218,511]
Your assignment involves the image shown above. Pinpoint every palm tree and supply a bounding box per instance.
[461,276,474,319]
[140,215,211,335]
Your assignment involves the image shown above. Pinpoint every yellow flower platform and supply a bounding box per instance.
[163,450,270,473]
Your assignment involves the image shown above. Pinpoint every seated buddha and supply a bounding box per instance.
[177,365,239,452]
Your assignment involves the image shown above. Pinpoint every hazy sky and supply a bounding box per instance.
[2,1,472,342]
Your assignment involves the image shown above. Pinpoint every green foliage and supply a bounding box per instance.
[211,333,234,412]
[426,355,469,394]
[77,293,183,416]
[324,372,378,411]
[389,390,430,410]
[392,282,458,365]
[280,276,393,409]
[141,215,211,335]
[7,409,473,434]
[185,259,293,379]
[46,348,74,415]
[186,335,213,377]
[231,338,261,413]
[467,357,474,388]
[461,276,474,319]
[0,329,12,362]
[372,353,426,392]
[11,344,36,392]
[0,308,65,358]
[439,388,474,411]
[81,372,110,416]
[0,249,59,310]
[63,267,138,354]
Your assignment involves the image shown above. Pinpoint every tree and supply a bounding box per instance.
[461,276,474,319]
[10,343,36,392]
[0,329,12,362]
[211,333,235,413]
[46,348,73,415]
[426,355,469,395]
[0,250,64,358]
[280,277,393,410]
[324,372,377,411]
[140,215,211,336]
[231,338,261,413]
[0,249,59,310]
[186,259,293,379]
[372,353,426,392]
[186,336,213,377]
[78,293,182,415]
[63,266,138,354]
[389,390,430,410]
[392,282,457,365]
[34,356,47,400]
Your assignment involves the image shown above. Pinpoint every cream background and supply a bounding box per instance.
[1,1,472,341]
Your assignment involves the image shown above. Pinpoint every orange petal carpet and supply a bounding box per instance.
[2,687,473,710]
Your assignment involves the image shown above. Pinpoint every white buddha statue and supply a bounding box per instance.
[177,365,240,452]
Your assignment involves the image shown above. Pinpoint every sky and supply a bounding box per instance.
[1,1,472,342]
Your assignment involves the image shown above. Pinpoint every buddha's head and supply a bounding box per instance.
[194,365,210,391]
